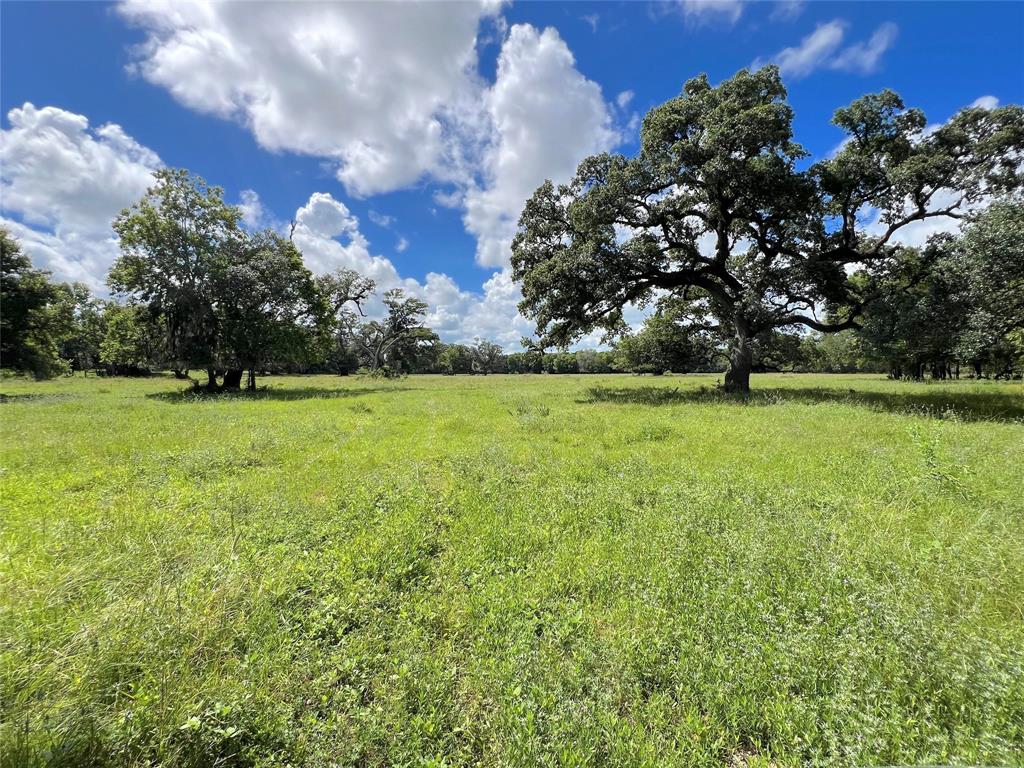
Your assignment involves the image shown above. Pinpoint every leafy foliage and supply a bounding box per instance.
[613,298,717,374]
[342,289,437,377]
[470,338,504,374]
[512,66,1024,391]
[99,304,167,374]
[0,229,77,379]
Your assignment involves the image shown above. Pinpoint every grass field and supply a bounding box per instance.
[2,372,1023,767]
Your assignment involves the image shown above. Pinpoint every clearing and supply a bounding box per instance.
[2,373,1022,766]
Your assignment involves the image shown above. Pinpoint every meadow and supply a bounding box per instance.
[1,372,1022,767]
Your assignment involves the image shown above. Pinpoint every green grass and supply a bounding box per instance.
[2,372,1022,767]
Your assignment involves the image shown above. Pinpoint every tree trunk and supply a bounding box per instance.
[222,369,243,391]
[247,369,256,391]
[724,322,752,394]
[173,368,190,380]
[206,367,220,392]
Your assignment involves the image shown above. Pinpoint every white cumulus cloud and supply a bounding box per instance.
[119,4,622,280]
[286,190,534,347]
[462,24,618,268]
[0,103,161,290]
[118,0,500,197]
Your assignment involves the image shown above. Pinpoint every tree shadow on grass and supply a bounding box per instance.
[581,384,1024,423]
[146,385,414,403]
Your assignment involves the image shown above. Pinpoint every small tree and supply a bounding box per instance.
[216,230,326,390]
[100,304,166,375]
[613,298,716,374]
[471,338,504,374]
[953,198,1024,376]
[60,286,107,374]
[346,289,433,375]
[857,240,968,379]
[519,336,547,373]
[318,268,376,376]
[438,344,473,375]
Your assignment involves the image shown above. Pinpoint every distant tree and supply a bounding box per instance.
[346,289,433,375]
[953,198,1024,376]
[471,338,504,374]
[512,66,1024,391]
[519,336,547,373]
[388,326,441,374]
[438,343,473,375]
[589,350,617,373]
[857,240,969,379]
[748,330,805,373]
[545,352,579,374]
[110,169,243,390]
[99,304,166,375]
[505,351,534,374]
[613,298,717,374]
[799,330,869,373]
[0,229,75,378]
[111,169,370,390]
[318,268,377,376]
[59,285,107,374]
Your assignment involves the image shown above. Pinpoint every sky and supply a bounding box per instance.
[2,1,1022,349]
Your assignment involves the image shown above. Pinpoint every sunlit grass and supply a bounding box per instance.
[2,372,1022,766]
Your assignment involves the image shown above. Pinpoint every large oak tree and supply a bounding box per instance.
[511,66,1023,391]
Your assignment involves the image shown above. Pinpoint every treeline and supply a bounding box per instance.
[2,170,1021,384]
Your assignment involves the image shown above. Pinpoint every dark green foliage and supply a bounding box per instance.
[0,229,77,379]
[852,200,1024,380]
[613,298,717,374]
[110,169,242,379]
[575,349,616,373]
[216,230,326,384]
[110,169,375,389]
[544,351,579,374]
[59,286,107,374]
[796,330,871,374]
[344,290,437,376]
[438,343,474,375]
[953,199,1024,375]
[512,66,1024,391]
[470,338,504,374]
[857,240,968,379]
[99,304,167,375]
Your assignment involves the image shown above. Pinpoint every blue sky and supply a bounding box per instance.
[2,1,1022,347]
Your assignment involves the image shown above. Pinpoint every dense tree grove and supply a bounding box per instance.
[512,65,1024,391]
[2,230,79,379]
[2,72,1021,387]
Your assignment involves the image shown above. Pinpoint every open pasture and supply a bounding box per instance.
[2,373,1023,766]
